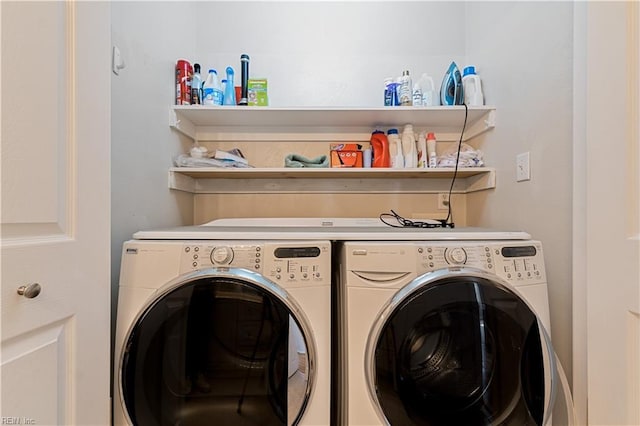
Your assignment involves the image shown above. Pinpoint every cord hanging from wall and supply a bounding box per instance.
[379,103,469,229]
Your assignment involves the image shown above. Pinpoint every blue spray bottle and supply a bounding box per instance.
[223,66,236,105]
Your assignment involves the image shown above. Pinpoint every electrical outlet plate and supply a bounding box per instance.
[437,193,450,210]
[516,152,531,182]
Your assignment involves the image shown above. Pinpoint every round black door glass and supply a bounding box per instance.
[373,276,545,425]
[121,276,311,426]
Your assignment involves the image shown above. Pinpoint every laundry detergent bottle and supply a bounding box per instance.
[401,124,417,168]
[370,130,390,168]
[418,73,438,106]
[462,66,484,106]
[387,128,404,168]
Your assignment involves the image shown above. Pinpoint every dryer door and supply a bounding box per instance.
[118,268,315,426]
[366,268,555,426]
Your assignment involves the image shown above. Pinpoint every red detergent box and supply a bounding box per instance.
[330,143,363,168]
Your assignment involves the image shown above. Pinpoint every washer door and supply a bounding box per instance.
[366,268,555,426]
[119,268,315,426]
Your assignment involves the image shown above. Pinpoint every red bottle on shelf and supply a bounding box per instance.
[175,59,192,105]
[370,130,390,168]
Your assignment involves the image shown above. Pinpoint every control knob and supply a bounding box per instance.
[445,247,467,265]
[211,246,234,265]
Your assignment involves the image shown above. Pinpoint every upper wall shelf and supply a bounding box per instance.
[169,105,496,142]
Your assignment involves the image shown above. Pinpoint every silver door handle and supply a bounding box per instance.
[17,283,42,299]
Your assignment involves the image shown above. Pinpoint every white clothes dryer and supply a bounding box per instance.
[339,238,575,426]
[113,239,332,426]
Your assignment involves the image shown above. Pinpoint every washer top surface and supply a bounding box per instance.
[133,218,531,241]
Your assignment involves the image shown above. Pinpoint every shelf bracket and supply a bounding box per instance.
[462,109,496,141]
[463,169,496,192]
[168,107,196,140]
[168,170,196,192]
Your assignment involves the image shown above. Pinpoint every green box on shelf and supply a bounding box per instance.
[248,79,268,106]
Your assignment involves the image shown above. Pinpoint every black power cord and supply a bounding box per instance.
[379,103,469,229]
[444,102,468,227]
[380,210,452,228]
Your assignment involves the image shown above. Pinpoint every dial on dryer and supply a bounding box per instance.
[211,246,234,264]
[445,247,467,264]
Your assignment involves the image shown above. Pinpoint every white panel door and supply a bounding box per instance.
[1,2,110,425]
[574,1,640,425]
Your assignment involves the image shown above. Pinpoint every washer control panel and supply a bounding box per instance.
[416,241,546,285]
[180,240,331,286]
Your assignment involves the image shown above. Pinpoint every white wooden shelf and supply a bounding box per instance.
[169,105,496,142]
[167,105,497,194]
[169,167,496,194]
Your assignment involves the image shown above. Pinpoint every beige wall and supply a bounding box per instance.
[194,193,467,226]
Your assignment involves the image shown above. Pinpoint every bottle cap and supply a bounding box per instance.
[241,54,250,61]
[209,69,217,74]
[387,128,399,135]
[194,63,201,73]
[372,130,384,135]
[427,132,436,140]
[463,66,476,76]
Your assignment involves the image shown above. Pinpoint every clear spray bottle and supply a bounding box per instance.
[223,67,236,105]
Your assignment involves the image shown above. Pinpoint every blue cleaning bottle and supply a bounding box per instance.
[223,67,236,105]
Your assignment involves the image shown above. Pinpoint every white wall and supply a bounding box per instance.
[464,1,574,382]
[110,2,196,351]
[194,1,466,107]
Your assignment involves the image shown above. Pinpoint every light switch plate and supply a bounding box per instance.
[516,152,531,182]
[112,46,125,75]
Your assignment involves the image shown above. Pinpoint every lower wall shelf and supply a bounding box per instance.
[168,167,496,194]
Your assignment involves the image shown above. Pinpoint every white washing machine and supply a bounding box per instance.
[339,238,575,425]
[113,239,332,426]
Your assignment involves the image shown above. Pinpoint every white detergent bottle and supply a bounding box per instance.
[401,124,417,168]
[462,66,484,106]
[418,73,438,106]
[387,129,404,168]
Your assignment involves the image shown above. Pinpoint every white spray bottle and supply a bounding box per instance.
[417,131,427,168]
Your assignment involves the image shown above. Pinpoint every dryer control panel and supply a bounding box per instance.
[179,240,331,287]
[181,242,263,271]
[416,241,547,285]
